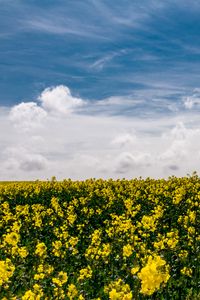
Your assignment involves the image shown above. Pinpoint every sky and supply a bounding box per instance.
[1,0,200,180]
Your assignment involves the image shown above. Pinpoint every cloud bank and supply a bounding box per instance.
[1,85,200,180]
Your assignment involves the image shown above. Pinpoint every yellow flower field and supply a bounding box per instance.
[0,176,199,299]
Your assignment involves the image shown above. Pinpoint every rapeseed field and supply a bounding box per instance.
[0,176,199,299]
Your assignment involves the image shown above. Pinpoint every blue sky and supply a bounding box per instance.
[2,0,200,105]
[1,0,200,179]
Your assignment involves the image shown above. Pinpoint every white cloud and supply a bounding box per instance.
[4,146,48,173]
[96,96,140,106]
[91,96,143,116]
[159,140,187,161]
[8,85,86,133]
[111,133,137,147]
[114,152,151,174]
[38,85,85,115]
[23,11,108,40]
[20,154,47,172]
[183,89,200,109]
[90,49,128,71]
[25,18,96,38]
[184,96,200,109]
[90,54,116,71]
[2,86,200,180]
[9,102,47,131]
[158,121,200,173]
[162,122,187,141]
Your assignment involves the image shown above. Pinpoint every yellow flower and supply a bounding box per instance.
[67,284,78,299]
[138,255,170,295]
[141,215,157,232]
[78,295,85,300]
[58,271,68,283]
[181,267,192,277]
[69,236,79,247]
[4,232,20,246]
[35,242,47,257]
[52,271,68,286]
[45,264,54,275]
[91,229,102,245]
[18,246,29,258]
[104,279,132,300]
[188,226,195,235]
[11,246,18,256]
[122,292,133,300]
[101,243,111,259]
[78,266,92,281]
[131,266,140,275]
[22,290,37,300]
[33,284,44,298]
[109,288,119,300]
[189,211,196,223]
[11,221,21,232]
[123,244,133,258]
[37,265,44,273]
[0,258,15,286]
[178,250,188,259]
[33,284,41,291]
[34,273,45,280]
[52,240,62,257]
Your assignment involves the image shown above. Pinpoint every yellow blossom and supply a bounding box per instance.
[131,266,140,275]
[109,288,119,300]
[181,267,193,277]
[4,232,20,246]
[138,255,170,295]
[35,242,47,257]
[78,266,92,281]
[67,284,78,299]
[52,271,68,286]
[34,273,45,280]
[123,244,133,258]
[0,258,15,286]
[18,246,29,258]
[21,289,42,300]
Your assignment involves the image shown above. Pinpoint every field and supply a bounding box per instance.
[0,176,199,299]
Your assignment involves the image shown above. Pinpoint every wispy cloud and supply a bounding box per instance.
[24,17,107,40]
[90,0,153,29]
[90,49,129,71]
[90,53,118,71]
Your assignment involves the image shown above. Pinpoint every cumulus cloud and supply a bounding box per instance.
[38,85,85,115]
[9,102,47,131]
[8,85,87,133]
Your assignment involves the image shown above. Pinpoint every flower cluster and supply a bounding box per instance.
[138,255,170,295]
